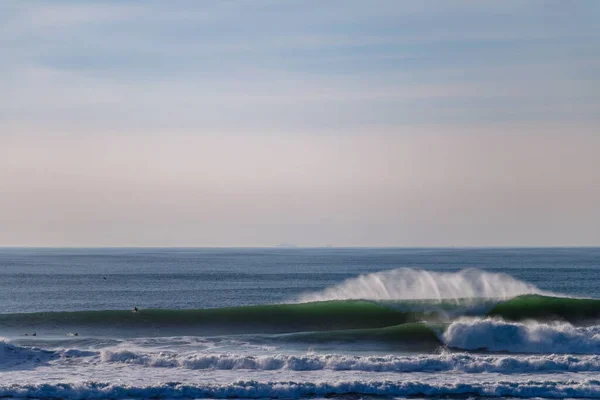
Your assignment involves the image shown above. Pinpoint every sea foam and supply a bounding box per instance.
[100,350,600,373]
[0,340,56,369]
[2,379,600,399]
[444,318,600,353]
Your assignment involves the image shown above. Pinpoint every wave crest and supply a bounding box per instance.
[300,268,547,302]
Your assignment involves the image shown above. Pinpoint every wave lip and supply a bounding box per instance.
[300,268,548,303]
[3,379,600,399]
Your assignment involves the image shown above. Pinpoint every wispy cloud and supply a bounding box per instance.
[2,0,599,135]
[1,1,599,246]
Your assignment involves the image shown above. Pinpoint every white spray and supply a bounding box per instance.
[300,268,549,302]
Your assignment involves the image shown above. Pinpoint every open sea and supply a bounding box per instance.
[1,247,600,399]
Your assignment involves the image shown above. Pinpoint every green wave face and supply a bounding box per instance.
[488,295,600,323]
[4,295,598,341]
[275,322,443,350]
[0,301,416,336]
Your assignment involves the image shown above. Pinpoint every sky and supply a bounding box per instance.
[1,0,599,247]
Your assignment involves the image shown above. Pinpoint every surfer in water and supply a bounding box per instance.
[132,306,138,313]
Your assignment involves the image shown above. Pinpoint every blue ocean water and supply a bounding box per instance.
[1,247,600,399]
[1,247,599,313]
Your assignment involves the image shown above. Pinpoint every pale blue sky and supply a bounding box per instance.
[1,1,599,246]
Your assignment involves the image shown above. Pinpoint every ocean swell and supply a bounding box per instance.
[0,301,412,336]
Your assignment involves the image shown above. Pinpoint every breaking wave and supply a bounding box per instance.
[3,379,600,399]
[0,340,56,368]
[101,350,600,373]
[444,318,600,354]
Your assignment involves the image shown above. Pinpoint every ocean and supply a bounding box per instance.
[1,247,600,399]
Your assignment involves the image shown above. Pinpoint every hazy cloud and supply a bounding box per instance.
[1,1,599,246]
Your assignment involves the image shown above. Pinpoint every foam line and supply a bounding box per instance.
[3,379,600,399]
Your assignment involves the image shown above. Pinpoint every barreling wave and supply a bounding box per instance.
[3,379,600,399]
[2,295,600,339]
[2,269,598,345]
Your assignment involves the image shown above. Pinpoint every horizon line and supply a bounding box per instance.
[0,245,598,249]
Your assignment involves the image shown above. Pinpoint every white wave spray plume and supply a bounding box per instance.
[300,268,550,302]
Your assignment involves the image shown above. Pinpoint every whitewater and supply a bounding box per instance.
[1,247,600,399]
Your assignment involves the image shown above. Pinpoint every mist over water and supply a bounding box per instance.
[299,268,550,303]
